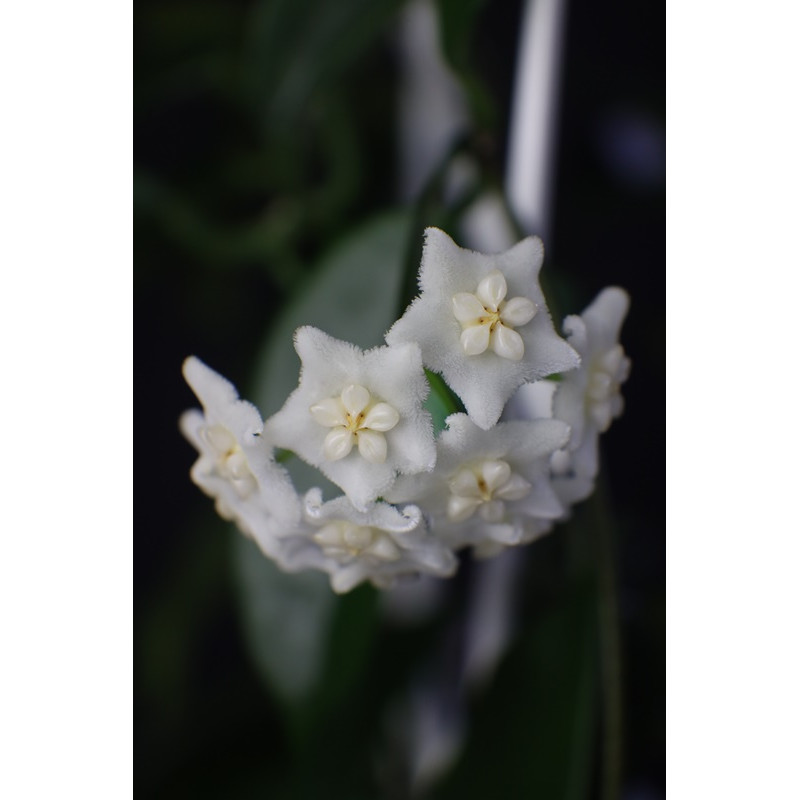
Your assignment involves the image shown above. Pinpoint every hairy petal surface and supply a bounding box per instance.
[265,327,436,510]
[275,489,458,593]
[387,228,580,429]
[180,357,301,558]
[387,413,570,553]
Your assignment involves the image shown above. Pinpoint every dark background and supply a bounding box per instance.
[136,0,664,796]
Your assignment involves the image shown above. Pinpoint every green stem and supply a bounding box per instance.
[274,448,295,464]
[592,474,624,800]
[425,368,465,416]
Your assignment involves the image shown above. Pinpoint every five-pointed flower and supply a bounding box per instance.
[504,287,631,508]
[275,489,457,593]
[265,326,436,511]
[386,228,580,430]
[387,413,570,553]
[553,287,631,479]
[180,357,301,558]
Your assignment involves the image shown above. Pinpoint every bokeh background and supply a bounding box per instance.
[136,0,664,797]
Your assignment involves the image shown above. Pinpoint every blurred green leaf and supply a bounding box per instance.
[234,535,335,706]
[295,583,380,742]
[434,0,495,130]
[242,0,407,137]
[435,0,485,71]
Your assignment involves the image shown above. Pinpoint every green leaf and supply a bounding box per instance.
[434,0,495,130]
[242,0,406,136]
[233,535,335,705]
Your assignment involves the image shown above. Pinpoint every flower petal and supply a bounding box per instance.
[323,428,354,461]
[479,500,505,522]
[313,522,344,547]
[590,401,613,432]
[362,402,400,432]
[449,467,481,498]
[341,383,370,416]
[500,296,537,327]
[447,494,481,522]
[480,460,511,492]
[452,292,485,323]
[225,449,250,480]
[461,324,490,355]
[600,344,625,376]
[494,473,532,501]
[357,429,387,463]
[331,562,370,594]
[342,524,374,552]
[476,269,507,311]
[309,397,347,427]
[364,535,402,561]
[491,324,524,361]
[587,371,612,401]
[200,424,236,455]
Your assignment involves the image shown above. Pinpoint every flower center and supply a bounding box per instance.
[586,344,631,431]
[309,383,400,464]
[446,459,532,523]
[313,520,402,562]
[478,309,502,331]
[199,423,257,498]
[451,269,538,361]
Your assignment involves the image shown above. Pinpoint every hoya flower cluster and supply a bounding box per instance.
[181,228,631,593]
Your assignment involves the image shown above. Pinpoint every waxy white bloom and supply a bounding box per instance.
[180,357,301,558]
[276,489,457,594]
[265,326,436,511]
[505,380,596,507]
[446,458,534,524]
[452,270,538,360]
[387,227,580,429]
[387,413,570,552]
[505,287,631,509]
[470,517,555,560]
[310,383,400,464]
[180,230,633,593]
[554,287,631,478]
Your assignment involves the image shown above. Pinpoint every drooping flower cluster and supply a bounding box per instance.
[181,228,631,592]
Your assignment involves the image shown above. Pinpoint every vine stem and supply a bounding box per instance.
[593,475,624,800]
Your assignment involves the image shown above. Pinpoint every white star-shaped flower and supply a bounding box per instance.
[553,287,631,479]
[504,287,631,509]
[387,413,570,553]
[265,326,436,511]
[386,227,580,430]
[504,379,596,508]
[180,357,301,558]
[274,489,457,593]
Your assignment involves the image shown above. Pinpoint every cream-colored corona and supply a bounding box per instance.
[446,458,532,522]
[310,383,400,463]
[452,270,537,361]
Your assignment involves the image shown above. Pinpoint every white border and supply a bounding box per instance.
[669,3,800,796]
[0,3,132,797]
